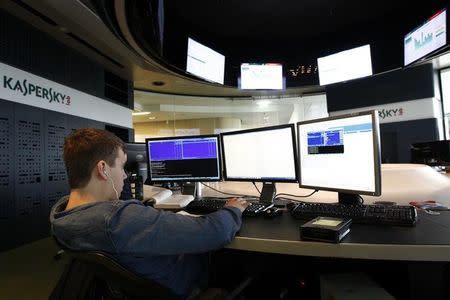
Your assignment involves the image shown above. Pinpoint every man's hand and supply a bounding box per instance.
[224,198,250,213]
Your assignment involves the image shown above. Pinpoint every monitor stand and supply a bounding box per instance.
[181,182,202,198]
[259,182,276,204]
[338,192,362,205]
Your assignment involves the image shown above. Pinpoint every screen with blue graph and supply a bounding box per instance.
[307,129,344,154]
[146,135,221,182]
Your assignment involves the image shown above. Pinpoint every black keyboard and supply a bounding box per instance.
[185,198,272,216]
[290,202,418,226]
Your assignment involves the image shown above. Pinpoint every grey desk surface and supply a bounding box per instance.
[227,210,450,262]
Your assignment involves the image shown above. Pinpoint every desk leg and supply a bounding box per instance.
[408,262,447,300]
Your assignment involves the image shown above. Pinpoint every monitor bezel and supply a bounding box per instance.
[403,7,448,67]
[296,110,382,196]
[220,123,299,183]
[145,134,222,183]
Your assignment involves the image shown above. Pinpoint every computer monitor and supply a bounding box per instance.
[221,124,298,203]
[404,8,447,66]
[124,142,148,183]
[411,140,450,167]
[145,135,221,186]
[297,111,381,205]
[317,44,373,85]
[186,37,225,84]
[240,63,283,90]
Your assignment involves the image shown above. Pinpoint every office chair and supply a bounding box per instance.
[50,238,179,300]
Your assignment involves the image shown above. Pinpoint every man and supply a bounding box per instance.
[50,128,249,298]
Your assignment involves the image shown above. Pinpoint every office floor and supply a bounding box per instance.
[0,237,67,300]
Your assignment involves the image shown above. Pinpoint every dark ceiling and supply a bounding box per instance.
[96,0,449,89]
[163,0,447,85]
[169,0,408,40]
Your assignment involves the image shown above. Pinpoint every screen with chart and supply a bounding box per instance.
[146,135,221,182]
[297,111,381,197]
[186,38,225,84]
[240,63,283,89]
[317,44,373,86]
[404,9,447,66]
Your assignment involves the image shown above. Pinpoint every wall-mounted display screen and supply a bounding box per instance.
[186,38,225,84]
[240,63,283,89]
[404,9,447,66]
[317,44,373,86]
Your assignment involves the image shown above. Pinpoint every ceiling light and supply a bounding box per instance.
[148,116,156,120]
[132,112,151,116]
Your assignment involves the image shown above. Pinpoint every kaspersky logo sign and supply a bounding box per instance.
[3,75,71,106]
[378,108,403,120]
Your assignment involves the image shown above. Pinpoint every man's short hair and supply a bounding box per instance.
[64,128,126,189]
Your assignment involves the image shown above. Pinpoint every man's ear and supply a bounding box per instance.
[96,160,108,180]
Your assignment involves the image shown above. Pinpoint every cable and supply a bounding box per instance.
[274,190,318,202]
[357,194,364,205]
[200,182,257,199]
[252,182,261,195]
[108,175,119,200]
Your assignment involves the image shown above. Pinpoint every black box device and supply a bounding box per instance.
[300,217,352,243]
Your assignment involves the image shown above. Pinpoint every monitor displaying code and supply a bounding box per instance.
[146,136,220,181]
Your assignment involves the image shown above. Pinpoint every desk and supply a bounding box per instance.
[199,164,450,206]
[145,164,450,298]
[144,164,450,206]
[219,211,450,300]
[211,165,449,299]
[228,210,450,262]
[143,164,450,262]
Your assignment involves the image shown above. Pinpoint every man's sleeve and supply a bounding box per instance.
[107,202,242,256]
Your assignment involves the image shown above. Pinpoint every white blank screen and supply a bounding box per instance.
[186,38,225,84]
[222,127,296,180]
[298,114,376,193]
[441,68,450,114]
[317,44,372,86]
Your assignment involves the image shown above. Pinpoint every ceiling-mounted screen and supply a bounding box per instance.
[186,37,225,84]
[240,63,283,89]
[317,44,372,86]
[404,9,447,66]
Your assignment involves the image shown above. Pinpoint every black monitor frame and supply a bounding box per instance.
[145,134,222,184]
[122,142,148,199]
[297,110,382,205]
[124,142,147,171]
[220,124,299,203]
